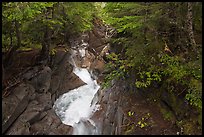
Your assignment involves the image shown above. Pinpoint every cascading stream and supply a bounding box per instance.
[53,39,101,135]
[53,26,115,134]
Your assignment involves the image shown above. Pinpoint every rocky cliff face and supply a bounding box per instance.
[2,17,111,135]
[2,17,185,135]
[91,79,182,135]
[2,47,88,135]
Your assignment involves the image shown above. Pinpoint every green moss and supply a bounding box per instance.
[198,112,202,127]
[160,106,174,121]
[18,47,33,51]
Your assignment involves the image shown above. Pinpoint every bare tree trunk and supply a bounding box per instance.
[39,9,51,65]
[9,31,13,47]
[62,5,69,44]
[2,63,5,84]
[144,3,148,45]
[186,2,196,49]
[40,25,50,65]
[15,20,21,48]
[4,20,21,68]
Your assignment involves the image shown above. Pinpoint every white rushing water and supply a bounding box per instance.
[53,49,100,134]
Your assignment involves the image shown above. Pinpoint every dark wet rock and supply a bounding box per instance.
[33,110,58,133]
[29,109,73,135]
[28,66,51,93]
[2,83,30,118]
[115,107,124,135]
[90,58,105,77]
[35,92,52,110]
[2,94,23,125]
[2,50,81,135]
[22,66,40,80]
[49,51,85,99]
[91,79,181,135]
[6,119,31,135]
[53,123,73,135]
[81,50,95,69]
[51,93,56,106]
[48,75,61,95]
[51,47,70,70]
[89,31,104,50]
[62,72,86,92]
[88,21,109,56]
[2,17,143,135]
[91,84,121,135]
[2,83,36,134]
[102,119,113,135]
[161,91,190,121]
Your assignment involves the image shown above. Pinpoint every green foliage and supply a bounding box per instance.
[50,49,57,56]
[185,79,202,109]
[159,54,189,84]
[2,2,98,53]
[137,120,148,128]
[18,47,32,51]
[158,54,202,109]
[101,53,130,89]
[193,2,202,32]
[135,71,162,88]
[62,2,95,33]
[137,113,151,128]
[101,3,202,121]
[128,111,134,117]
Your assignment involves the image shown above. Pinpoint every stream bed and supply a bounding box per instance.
[53,63,100,135]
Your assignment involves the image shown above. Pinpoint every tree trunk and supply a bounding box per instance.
[186,2,196,49]
[15,20,21,48]
[39,9,51,65]
[143,2,150,46]
[39,25,50,65]
[3,20,21,68]
[62,5,69,44]
[2,63,5,84]
[9,31,13,47]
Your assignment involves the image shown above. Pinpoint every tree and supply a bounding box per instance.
[2,2,55,67]
[101,2,202,113]
[186,2,196,49]
[2,2,97,67]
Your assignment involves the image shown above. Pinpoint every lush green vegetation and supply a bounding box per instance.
[2,2,97,67]
[100,2,202,132]
[2,2,202,134]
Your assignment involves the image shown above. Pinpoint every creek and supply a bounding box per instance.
[53,42,101,135]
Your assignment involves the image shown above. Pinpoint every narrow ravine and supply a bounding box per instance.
[53,42,101,135]
[2,3,202,135]
[52,19,115,135]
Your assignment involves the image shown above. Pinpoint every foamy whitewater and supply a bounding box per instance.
[53,66,100,134]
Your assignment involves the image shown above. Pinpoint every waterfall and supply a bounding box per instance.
[53,39,101,135]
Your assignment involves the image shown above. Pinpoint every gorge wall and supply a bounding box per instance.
[2,18,111,135]
[2,18,190,135]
